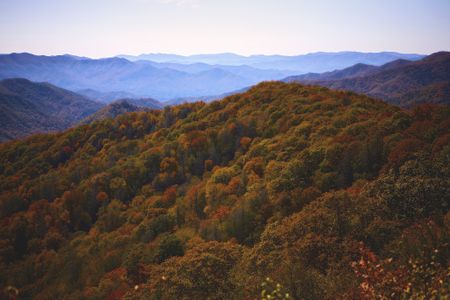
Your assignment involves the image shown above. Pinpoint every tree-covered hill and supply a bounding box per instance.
[0,82,448,299]
[285,52,450,108]
[79,100,152,125]
[0,78,103,142]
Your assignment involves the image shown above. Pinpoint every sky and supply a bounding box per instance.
[0,0,449,58]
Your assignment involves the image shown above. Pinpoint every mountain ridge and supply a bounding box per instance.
[0,51,426,101]
[0,78,103,141]
[79,99,152,125]
[0,81,448,299]
[0,53,293,100]
[284,51,450,107]
[118,51,424,69]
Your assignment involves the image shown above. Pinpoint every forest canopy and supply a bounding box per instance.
[0,82,449,299]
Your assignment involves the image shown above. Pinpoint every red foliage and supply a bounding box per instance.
[63,146,72,154]
[212,206,231,221]
[106,288,127,300]
[96,191,108,202]
[226,177,242,194]
[432,133,450,153]
[412,104,438,121]
[162,186,177,206]
[350,243,408,298]
[404,120,436,141]
[346,186,361,195]
[387,138,424,169]
[333,134,356,144]
[240,137,252,150]
[188,132,208,151]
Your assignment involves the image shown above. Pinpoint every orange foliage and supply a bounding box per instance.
[96,191,109,202]
[162,185,177,206]
[240,136,252,150]
[212,206,231,221]
[387,138,424,168]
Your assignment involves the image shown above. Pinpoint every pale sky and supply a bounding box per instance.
[0,0,449,58]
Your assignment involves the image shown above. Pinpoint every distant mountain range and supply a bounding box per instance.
[0,78,102,141]
[127,97,163,109]
[165,87,250,106]
[76,88,163,108]
[76,89,139,103]
[284,51,450,107]
[1,51,447,142]
[0,52,424,101]
[118,51,424,72]
[0,53,294,100]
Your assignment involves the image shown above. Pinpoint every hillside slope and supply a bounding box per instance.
[79,100,152,124]
[0,82,448,299]
[0,78,103,141]
[285,52,450,107]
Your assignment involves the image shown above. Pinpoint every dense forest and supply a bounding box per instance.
[79,100,150,125]
[0,82,449,299]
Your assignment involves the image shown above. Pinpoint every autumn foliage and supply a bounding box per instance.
[0,82,448,299]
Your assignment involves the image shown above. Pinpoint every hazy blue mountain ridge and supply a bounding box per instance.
[0,53,293,100]
[119,51,424,72]
[284,51,450,107]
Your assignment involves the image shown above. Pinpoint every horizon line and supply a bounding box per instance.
[0,49,438,60]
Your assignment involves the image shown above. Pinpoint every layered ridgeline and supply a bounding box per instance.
[0,82,449,299]
[285,52,450,107]
[119,51,424,72]
[0,52,424,101]
[76,89,141,104]
[0,53,293,100]
[0,78,102,141]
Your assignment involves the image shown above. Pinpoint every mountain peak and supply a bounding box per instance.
[421,51,450,63]
[284,53,450,107]
[79,99,150,125]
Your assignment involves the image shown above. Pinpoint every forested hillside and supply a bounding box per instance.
[285,52,450,107]
[0,82,448,299]
[0,78,103,141]
[79,100,152,125]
